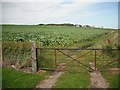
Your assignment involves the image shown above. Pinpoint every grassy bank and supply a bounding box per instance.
[2,67,49,88]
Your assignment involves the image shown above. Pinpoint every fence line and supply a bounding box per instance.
[32,46,119,72]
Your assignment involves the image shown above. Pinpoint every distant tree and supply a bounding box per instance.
[61,23,74,26]
[83,25,91,28]
[86,25,91,27]
[44,23,75,26]
[79,25,82,27]
[38,24,44,25]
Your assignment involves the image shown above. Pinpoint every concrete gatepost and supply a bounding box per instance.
[31,41,37,72]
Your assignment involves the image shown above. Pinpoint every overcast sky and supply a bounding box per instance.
[1,0,119,29]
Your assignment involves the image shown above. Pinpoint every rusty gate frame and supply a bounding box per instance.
[36,48,120,72]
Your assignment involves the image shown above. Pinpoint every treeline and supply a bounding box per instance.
[38,23,103,28]
[38,23,75,26]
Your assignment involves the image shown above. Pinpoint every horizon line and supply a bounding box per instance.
[1,23,118,29]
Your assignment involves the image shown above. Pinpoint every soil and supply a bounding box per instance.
[89,62,109,88]
[36,63,65,88]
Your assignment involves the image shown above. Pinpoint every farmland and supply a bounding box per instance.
[2,25,119,88]
[2,25,111,47]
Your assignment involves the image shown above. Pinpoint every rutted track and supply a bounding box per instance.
[36,64,65,88]
[89,62,109,88]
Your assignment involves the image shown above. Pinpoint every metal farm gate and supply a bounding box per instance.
[33,48,120,72]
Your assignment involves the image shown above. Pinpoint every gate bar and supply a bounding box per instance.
[37,48,119,50]
[76,50,93,60]
[99,58,120,71]
[57,50,95,71]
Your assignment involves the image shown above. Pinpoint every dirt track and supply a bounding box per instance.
[36,64,65,88]
[89,62,109,88]
[36,71,64,88]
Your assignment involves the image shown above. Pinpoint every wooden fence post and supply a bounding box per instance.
[31,41,37,72]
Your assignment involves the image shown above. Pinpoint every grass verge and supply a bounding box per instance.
[53,62,90,88]
[2,67,49,88]
[101,71,119,88]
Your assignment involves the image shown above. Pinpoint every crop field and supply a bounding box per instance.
[2,25,111,47]
[2,25,119,88]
